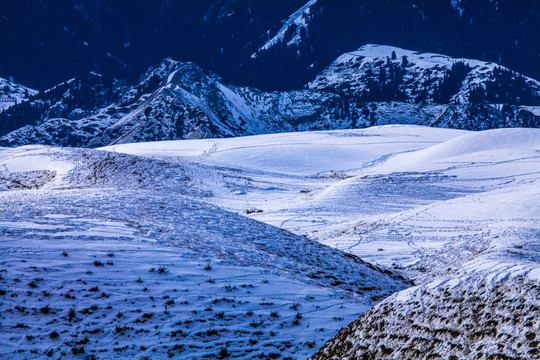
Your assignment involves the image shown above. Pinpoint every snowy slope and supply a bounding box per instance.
[106,125,540,358]
[252,0,318,58]
[106,125,540,279]
[0,77,37,111]
[311,128,540,275]
[0,143,410,359]
[104,126,470,237]
[104,125,465,175]
[103,125,466,232]
[308,44,540,105]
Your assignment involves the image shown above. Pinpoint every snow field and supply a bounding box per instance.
[0,140,410,359]
[107,125,539,280]
[1,124,538,359]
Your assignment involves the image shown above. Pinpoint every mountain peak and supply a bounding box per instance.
[308,44,540,106]
[1,45,539,148]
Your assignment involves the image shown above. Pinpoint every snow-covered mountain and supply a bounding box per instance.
[1,46,539,148]
[305,44,540,130]
[0,77,37,111]
[250,0,540,90]
[0,59,338,147]
[309,44,540,106]
[2,0,539,92]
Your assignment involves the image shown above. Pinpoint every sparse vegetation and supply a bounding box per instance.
[71,347,85,355]
[68,308,76,320]
[292,312,302,325]
[215,311,225,319]
[217,347,230,359]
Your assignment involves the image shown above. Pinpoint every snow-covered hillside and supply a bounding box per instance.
[252,0,318,58]
[0,139,410,359]
[107,126,540,277]
[104,125,539,359]
[308,44,540,105]
[0,77,37,111]
[1,120,538,359]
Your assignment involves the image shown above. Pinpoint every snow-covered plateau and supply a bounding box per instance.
[1,125,539,359]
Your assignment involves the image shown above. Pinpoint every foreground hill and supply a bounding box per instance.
[0,141,410,359]
[312,270,540,359]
